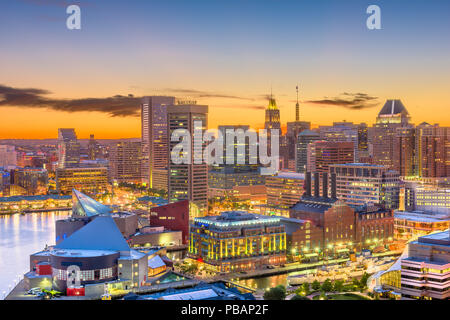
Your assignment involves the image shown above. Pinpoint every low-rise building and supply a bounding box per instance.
[188,211,287,272]
[401,230,450,300]
[394,211,450,241]
[56,167,108,195]
[27,215,149,298]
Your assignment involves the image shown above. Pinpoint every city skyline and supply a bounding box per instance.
[1,0,450,138]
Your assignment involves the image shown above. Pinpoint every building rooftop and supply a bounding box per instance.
[140,282,255,300]
[415,230,450,246]
[72,189,111,217]
[291,196,338,214]
[195,211,280,228]
[137,196,168,205]
[54,215,131,253]
[394,211,450,223]
[331,163,385,168]
[277,216,309,234]
[51,249,118,258]
[378,99,409,116]
[148,255,165,269]
[0,194,71,202]
[298,129,319,137]
[273,172,305,180]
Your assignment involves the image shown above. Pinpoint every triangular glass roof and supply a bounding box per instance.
[72,189,111,217]
[54,215,131,252]
[378,99,409,116]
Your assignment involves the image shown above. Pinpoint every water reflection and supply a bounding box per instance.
[237,274,289,290]
[0,211,70,297]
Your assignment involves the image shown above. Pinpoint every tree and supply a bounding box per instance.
[352,278,360,290]
[321,279,333,293]
[360,272,370,290]
[333,280,344,293]
[295,283,310,296]
[264,285,286,300]
[300,282,310,295]
[311,280,321,291]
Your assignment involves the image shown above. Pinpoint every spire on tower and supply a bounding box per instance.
[295,84,300,121]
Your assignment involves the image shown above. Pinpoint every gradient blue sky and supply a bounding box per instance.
[1,0,450,138]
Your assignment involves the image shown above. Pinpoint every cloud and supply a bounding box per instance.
[306,93,378,110]
[0,84,141,117]
[163,88,255,101]
[0,84,264,117]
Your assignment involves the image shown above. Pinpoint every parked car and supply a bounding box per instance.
[27,287,41,295]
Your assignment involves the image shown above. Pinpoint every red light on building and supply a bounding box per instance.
[36,262,52,275]
[67,286,85,296]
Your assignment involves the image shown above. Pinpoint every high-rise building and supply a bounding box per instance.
[109,141,143,183]
[307,141,355,174]
[141,96,176,189]
[357,123,369,153]
[87,134,98,160]
[295,130,320,173]
[0,145,17,168]
[319,122,360,161]
[264,96,281,158]
[264,97,281,133]
[330,163,400,210]
[285,85,311,168]
[369,100,411,168]
[168,103,208,217]
[394,127,416,177]
[57,128,80,169]
[415,123,450,178]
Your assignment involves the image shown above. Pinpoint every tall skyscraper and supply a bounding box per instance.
[109,141,143,183]
[264,96,281,132]
[87,134,98,160]
[287,86,311,169]
[141,96,176,189]
[57,128,80,169]
[295,130,320,173]
[369,100,411,168]
[264,95,281,159]
[319,122,359,161]
[415,123,450,178]
[167,103,208,218]
[394,127,416,177]
[307,141,355,174]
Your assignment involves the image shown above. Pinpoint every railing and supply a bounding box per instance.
[2,274,24,300]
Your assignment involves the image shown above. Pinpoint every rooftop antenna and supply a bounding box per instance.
[296,84,300,121]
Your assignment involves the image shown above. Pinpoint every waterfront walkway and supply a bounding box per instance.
[199,250,402,284]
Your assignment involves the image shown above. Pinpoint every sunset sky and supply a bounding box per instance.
[1,0,450,139]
